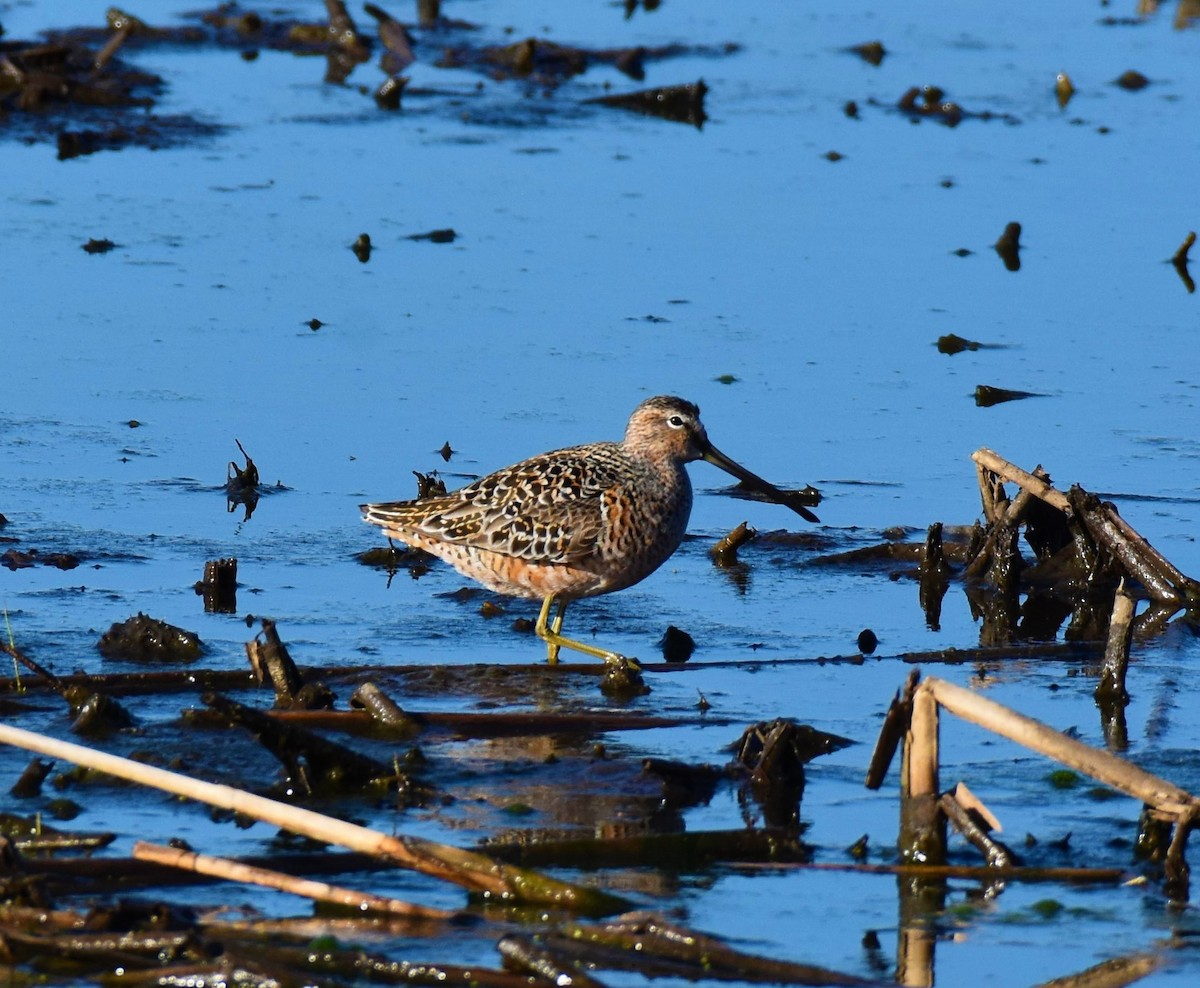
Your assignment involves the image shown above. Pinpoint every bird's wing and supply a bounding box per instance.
[364,443,624,564]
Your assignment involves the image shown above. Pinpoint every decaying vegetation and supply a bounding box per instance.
[1,0,726,158]
[1,442,1198,983]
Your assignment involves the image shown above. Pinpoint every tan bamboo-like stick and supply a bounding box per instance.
[0,722,627,913]
[975,459,997,522]
[132,841,456,921]
[923,678,1197,817]
[907,687,939,799]
[971,448,1072,515]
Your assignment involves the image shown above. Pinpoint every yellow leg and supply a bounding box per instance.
[535,594,628,665]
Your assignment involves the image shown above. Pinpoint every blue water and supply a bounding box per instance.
[2,1,1200,984]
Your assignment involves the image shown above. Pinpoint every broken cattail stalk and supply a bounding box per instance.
[899,680,944,863]
[922,677,1198,819]
[1095,580,1135,707]
[1165,810,1199,901]
[975,459,998,523]
[196,557,237,614]
[939,791,1013,869]
[1068,490,1181,604]
[963,482,1040,580]
[711,521,755,567]
[133,841,457,922]
[349,682,422,737]
[0,722,630,915]
[971,448,1072,515]
[864,670,920,790]
[1105,505,1200,603]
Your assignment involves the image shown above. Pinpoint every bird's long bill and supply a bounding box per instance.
[702,442,820,523]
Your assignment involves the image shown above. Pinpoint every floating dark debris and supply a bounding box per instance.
[994,220,1022,271]
[4,6,738,155]
[1055,71,1075,108]
[374,73,407,109]
[407,228,457,243]
[857,629,878,655]
[352,232,372,263]
[588,79,709,128]
[936,333,981,354]
[81,238,116,254]
[0,548,79,571]
[974,384,1039,407]
[847,40,887,66]
[1114,69,1150,91]
[898,85,963,126]
[363,2,415,75]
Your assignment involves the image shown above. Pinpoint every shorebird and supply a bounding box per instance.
[361,396,818,665]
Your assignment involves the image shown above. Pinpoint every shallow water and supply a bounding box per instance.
[3,0,1200,984]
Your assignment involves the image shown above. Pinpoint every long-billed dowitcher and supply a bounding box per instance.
[361,396,818,665]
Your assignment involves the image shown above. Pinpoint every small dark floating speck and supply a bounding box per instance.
[352,233,372,263]
[937,334,981,355]
[407,228,457,243]
[1114,69,1149,91]
[843,100,859,119]
[857,629,878,654]
[848,40,886,66]
[82,238,116,254]
[307,318,324,330]
[824,150,844,162]
[952,247,973,257]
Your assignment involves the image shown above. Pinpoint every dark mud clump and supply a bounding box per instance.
[97,613,203,664]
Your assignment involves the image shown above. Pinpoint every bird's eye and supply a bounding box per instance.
[667,414,686,429]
